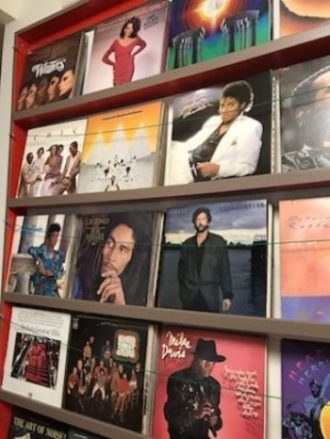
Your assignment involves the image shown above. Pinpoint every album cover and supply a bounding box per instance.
[68,430,103,439]
[280,55,330,172]
[281,339,330,439]
[70,211,157,306]
[6,214,77,299]
[2,307,71,407]
[77,101,165,193]
[17,119,87,198]
[16,33,86,111]
[152,326,266,439]
[278,0,330,37]
[8,409,68,439]
[167,0,270,70]
[63,314,149,432]
[83,0,170,94]
[280,197,330,323]
[164,72,272,185]
[157,199,269,316]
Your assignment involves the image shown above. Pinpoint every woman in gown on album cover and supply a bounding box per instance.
[169,80,263,184]
[28,223,65,297]
[72,212,152,306]
[102,16,147,86]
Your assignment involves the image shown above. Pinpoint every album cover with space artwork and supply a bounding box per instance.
[167,0,270,70]
[164,71,272,185]
[278,0,330,37]
[280,197,330,323]
[63,314,149,432]
[70,211,158,306]
[280,55,330,172]
[281,339,330,439]
[6,214,77,299]
[152,326,266,439]
[77,101,166,193]
[2,307,71,407]
[157,199,270,316]
[16,33,86,111]
[83,0,170,94]
[17,119,87,198]
[8,409,68,439]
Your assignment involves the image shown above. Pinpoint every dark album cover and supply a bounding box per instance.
[167,0,270,70]
[157,199,269,316]
[70,211,156,306]
[282,339,330,439]
[280,55,330,172]
[7,214,76,298]
[8,409,67,439]
[279,0,330,37]
[64,314,149,432]
[16,33,84,111]
[83,1,170,93]
[153,326,266,439]
[164,72,272,185]
[68,430,103,439]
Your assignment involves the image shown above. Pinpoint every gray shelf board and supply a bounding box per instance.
[13,23,330,128]
[3,293,330,342]
[0,390,149,439]
[7,169,330,214]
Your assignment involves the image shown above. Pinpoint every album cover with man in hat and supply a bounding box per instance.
[281,339,330,439]
[152,326,266,439]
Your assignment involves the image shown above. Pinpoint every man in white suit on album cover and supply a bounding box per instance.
[167,80,263,185]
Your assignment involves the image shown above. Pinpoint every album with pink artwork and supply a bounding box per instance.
[152,326,266,439]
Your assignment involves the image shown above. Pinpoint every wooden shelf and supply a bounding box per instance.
[0,390,149,439]
[3,293,330,343]
[7,168,330,214]
[13,23,330,128]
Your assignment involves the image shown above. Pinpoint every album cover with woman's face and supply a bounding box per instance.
[152,326,266,439]
[278,0,330,37]
[7,214,77,299]
[83,1,170,94]
[164,71,272,186]
[167,0,270,70]
[70,211,157,306]
[16,33,84,112]
[280,55,330,172]
[156,199,270,317]
[63,314,149,432]
[281,339,330,439]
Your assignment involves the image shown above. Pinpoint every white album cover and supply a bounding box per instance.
[17,119,87,198]
[3,307,71,407]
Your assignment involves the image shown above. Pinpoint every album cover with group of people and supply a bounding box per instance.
[63,314,150,432]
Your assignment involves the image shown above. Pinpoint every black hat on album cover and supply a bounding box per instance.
[192,339,226,362]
